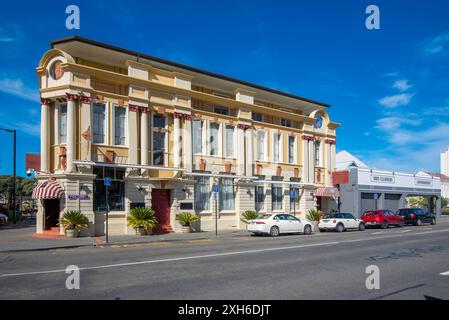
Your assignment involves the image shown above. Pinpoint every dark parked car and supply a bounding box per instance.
[396,208,436,226]
[361,210,404,229]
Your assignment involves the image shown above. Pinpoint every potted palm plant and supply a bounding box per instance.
[176,212,199,233]
[59,210,89,238]
[306,208,324,230]
[127,207,157,235]
[241,210,259,224]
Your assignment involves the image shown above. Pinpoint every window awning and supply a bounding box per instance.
[32,179,64,199]
[315,187,340,197]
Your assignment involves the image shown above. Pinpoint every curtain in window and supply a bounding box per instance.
[288,136,295,163]
[192,120,203,154]
[60,104,67,144]
[93,104,105,143]
[255,186,265,212]
[219,178,235,211]
[272,185,283,210]
[194,177,210,212]
[257,131,265,160]
[314,141,321,166]
[273,133,280,162]
[225,125,234,157]
[115,107,126,145]
[210,123,219,156]
[153,132,165,165]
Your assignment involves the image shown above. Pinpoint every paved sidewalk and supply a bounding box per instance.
[0,219,249,253]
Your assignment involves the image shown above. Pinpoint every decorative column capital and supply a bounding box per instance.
[302,135,315,141]
[140,106,150,113]
[40,97,53,105]
[237,123,252,131]
[66,93,79,102]
[128,104,139,112]
[80,96,92,104]
[325,139,336,145]
[174,112,192,121]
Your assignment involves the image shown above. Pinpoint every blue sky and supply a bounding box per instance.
[1,0,449,177]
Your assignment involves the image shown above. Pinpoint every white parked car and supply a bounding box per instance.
[247,213,314,237]
[0,213,8,227]
[318,213,365,232]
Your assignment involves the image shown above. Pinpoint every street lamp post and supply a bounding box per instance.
[0,128,16,224]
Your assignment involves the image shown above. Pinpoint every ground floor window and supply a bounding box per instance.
[194,176,210,212]
[255,186,265,212]
[272,185,283,210]
[290,187,300,212]
[219,178,235,211]
[93,167,125,211]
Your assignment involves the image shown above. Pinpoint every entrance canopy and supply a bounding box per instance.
[32,179,64,199]
[315,187,340,197]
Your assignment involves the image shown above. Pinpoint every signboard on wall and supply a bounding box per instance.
[371,174,395,184]
[332,171,349,185]
[415,178,432,186]
[25,153,40,171]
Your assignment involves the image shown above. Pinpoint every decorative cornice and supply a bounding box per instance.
[174,112,192,121]
[40,97,53,105]
[139,106,150,113]
[302,135,315,141]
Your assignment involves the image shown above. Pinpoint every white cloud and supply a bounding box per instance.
[378,93,414,108]
[393,79,413,92]
[0,78,39,102]
[376,116,421,130]
[0,24,23,43]
[423,30,449,56]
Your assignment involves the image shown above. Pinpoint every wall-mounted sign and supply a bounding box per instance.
[180,202,193,210]
[332,171,349,185]
[50,60,64,80]
[371,174,395,184]
[415,178,432,186]
[68,194,89,200]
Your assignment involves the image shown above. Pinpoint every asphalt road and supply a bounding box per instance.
[1,220,449,300]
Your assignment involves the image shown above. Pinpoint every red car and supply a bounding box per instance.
[361,210,404,229]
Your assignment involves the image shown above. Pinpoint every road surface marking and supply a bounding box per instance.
[440,271,449,276]
[371,231,385,235]
[401,230,412,233]
[2,227,449,278]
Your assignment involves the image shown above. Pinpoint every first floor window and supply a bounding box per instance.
[192,120,204,155]
[273,132,281,162]
[257,130,266,160]
[290,187,300,211]
[314,140,321,166]
[288,136,296,164]
[93,167,125,211]
[219,178,235,211]
[93,103,106,144]
[153,131,165,165]
[194,177,210,212]
[255,186,265,212]
[209,122,220,156]
[225,125,235,157]
[59,104,67,144]
[214,106,229,115]
[272,185,283,210]
[281,119,292,127]
[252,112,263,122]
[114,107,126,145]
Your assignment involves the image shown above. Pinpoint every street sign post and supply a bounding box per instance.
[290,190,296,216]
[104,178,111,243]
[374,193,379,210]
[214,185,219,237]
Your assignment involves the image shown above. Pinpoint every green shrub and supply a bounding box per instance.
[127,207,157,230]
[442,207,449,215]
[242,210,259,222]
[59,211,89,230]
[306,209,323,222]
[176,212,199,227]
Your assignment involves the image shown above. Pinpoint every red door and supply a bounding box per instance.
[151,189,172,234]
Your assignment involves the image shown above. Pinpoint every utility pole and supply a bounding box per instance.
[0,128,16,224]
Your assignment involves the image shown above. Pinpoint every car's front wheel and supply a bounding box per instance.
[359,223,366,231]
[336,223,344,232]
[398,221,405,228]
[270,226,280,237]
[416,218,422,226]
[380,221,389,229]
[304,225,312,235]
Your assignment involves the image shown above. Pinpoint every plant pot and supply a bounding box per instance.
[137,227,148,236]
[181,226,191,233]
[225,162,232,173]
[199,159,206,171]
[65,229,79,238]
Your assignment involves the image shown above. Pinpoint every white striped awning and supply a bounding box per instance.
[32,179,64,199]
[315,187,340,198]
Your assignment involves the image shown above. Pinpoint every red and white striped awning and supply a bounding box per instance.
[315,187,340,198]
[32,179,64,199]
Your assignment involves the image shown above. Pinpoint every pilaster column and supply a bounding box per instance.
[140,107,150,174]
[80,96,92,161]
[308,139,314,183]
[236,126,245,176]
[302,139,309,183]
[245,128,254,176]
[40,98,51,173]
[66,94,78,173]
[173,112,182,168]
[183,114,193,171]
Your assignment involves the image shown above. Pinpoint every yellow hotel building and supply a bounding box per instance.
[34,37,340,236]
